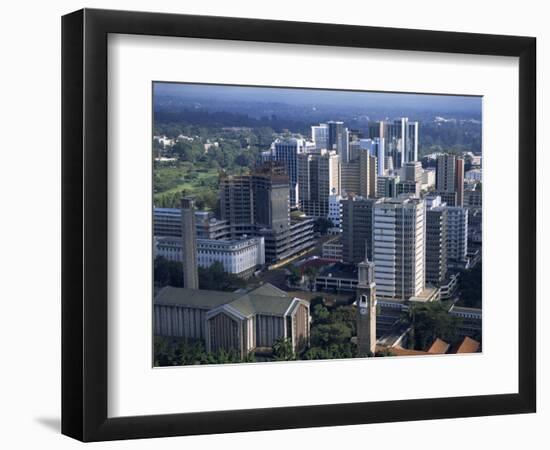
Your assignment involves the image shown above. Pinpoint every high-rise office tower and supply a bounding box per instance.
[455,157,465,207]
[436,154,464,207]
[356,259,377,356]
[369,118,418,169]
[269,138,313,207]
[348,139,362,162]
[403,161,423,183]
[340,152,376,198]
[359,152,377,198]
[396,180,421,197]
[425,196,448,286]
[181,197,199,289]
[340,196,380,263]
[298,149,340,217]
[311,123,329,150]
[446,206,468,266]
[219,164,290,231]
[218,166,314,264]
[370,138,385,176]
[376,175,400,198]
[373,196,426,300]
[327,121,350,163]
[251,164,291,231]
[341,160,360,195]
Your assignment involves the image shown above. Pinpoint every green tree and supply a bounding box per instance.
[314,217,334,235]
[198,261,246,292]
[457,264,482,308]
[403,302,462,350]
[311,303,330,323]
[272,337,295,361]
[311,322,352,347]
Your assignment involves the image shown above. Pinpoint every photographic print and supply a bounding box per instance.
[152,83,483,366]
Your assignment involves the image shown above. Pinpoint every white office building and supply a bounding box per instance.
[359,138,386,175]
[421,168,436,190]
[373,196,426,300]
[311,123,329,150]
[327,192,343,233]
[154,236,265,278]
[465,168,482,182]
[266,138,315,207]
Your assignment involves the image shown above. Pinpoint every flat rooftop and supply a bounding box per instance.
[317,263,357,280]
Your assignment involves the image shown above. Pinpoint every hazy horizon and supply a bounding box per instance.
[154,82,482,116]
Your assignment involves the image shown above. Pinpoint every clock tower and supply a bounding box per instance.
[356,259,377,357]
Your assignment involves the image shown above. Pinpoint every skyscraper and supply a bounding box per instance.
[327,121,350,163]
[446,206,469,267]
[218,165,314,263]
[297,149,340,217]
[311,123,329,150]
[269,138,313,207]
[372,196,426,300]
[181,197,199,289]
[219,164,290,231]
[370,118,418,169]
[359,152,377,198]
[340,196,380,263]
[425,196,448,286]
[376,175,400,198]
[436,154,464,207]
[455,157,465,207]
[403,161,423,183]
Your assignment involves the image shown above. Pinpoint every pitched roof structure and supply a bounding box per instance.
[427,338,450,354]
[155,283,303,318]
[455,336,481,353]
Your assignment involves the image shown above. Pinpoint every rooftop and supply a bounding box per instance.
[455,337,481,353]
[318,263,357,280]
[427,338,450,354]
[155,283,302,317]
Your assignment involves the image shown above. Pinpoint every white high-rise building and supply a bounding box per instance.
[359,138,386,175]
[373,196,425,300]
[327,191,343,233]
[311,123,329,150]
[269,138,315,207]
[369,118,418,169]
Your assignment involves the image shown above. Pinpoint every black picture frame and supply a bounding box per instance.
[62,8,536,442]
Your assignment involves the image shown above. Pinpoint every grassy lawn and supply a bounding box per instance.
[153,163,218,207]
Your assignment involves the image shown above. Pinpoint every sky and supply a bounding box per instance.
[154,82,482,115]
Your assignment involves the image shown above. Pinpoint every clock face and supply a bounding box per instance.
[360,307,368,315]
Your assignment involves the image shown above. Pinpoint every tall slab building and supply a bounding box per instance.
[372,196,426,300]
[297,149,340,217]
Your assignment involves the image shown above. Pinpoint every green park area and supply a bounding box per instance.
[153,162,221,210]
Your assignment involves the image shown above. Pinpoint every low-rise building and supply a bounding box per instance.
[154,283,310,358]
[322,237,343,261]
[448,305,482,339]
[155,235,265,278]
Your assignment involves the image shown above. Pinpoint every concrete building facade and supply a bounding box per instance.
[372,196,426,300]
[154,235,266,278]
[340,196,380,264]
[447,206,469,267]
[298,149,340,217]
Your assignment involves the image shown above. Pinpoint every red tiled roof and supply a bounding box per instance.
[427,338,450,354]
[455,336,481,354]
